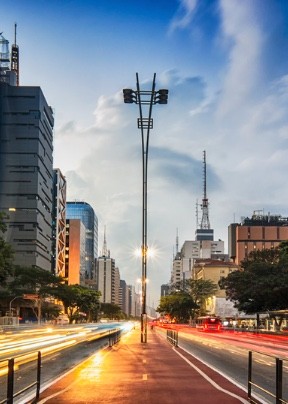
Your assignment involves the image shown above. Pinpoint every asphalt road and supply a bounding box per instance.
[177,329,288,404]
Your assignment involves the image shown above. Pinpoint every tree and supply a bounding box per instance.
[0,212,14,284]
[219,244,288,330]
[157,292,197,323]
[100,303,123,320]
[157,279,217,322]
[52,284,101,323]
[8,266,63,297]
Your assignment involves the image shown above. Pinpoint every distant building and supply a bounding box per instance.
[161,284,170,297]
[65,219,86,284]
[120,279,129,316]
[96,229,120,306]
[52,169,66,277]
[66,202,98,280]
[193,258,239,317]
[228,210,288,265]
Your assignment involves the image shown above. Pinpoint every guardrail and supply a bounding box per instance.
[248,350,288,404]
[0,328,121,404]
[0,351,41,404]
[166,329,178,347]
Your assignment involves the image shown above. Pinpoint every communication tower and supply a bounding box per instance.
[195,151,214,241]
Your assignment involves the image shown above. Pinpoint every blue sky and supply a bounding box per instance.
[2,0,288,306]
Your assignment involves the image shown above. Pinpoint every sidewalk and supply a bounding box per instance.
[36,327,250,404]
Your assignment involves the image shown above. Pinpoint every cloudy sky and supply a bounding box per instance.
[2,0,288,306]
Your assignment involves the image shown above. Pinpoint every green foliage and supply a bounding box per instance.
[100,302,123,320]
[41,301,62,321]
[157,293,197,323]
[0,212,14,284]
[220,245,288,314]
[52,284,101,323]
[8,266,63,296]
[157,279,217,322]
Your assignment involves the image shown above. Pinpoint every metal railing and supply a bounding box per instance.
[248,350,288,404]
[166,329,178,347]
[0,328,121,404]
[0,351,41,404]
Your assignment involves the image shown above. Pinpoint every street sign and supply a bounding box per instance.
[22,294,39,300]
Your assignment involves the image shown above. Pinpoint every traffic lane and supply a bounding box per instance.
[178,331,286,403]
[0,323,126,361]
[0,338,110,404]
[178,328,288,358]
[36,329,249,404]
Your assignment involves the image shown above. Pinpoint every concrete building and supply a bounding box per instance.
[0,82,54,270]
[66,202,98,281]
[96,230,120,305]
[161,284,170,297]
[65,219,86,285]
[193,258,239,317]
[52,169,66,278]
[228,210,288,265]
[120,279,130,316]
[96,254,117,304]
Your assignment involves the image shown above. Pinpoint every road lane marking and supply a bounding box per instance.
[173,347,250,404]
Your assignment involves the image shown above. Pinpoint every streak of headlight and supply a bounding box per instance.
[0,339,78,377]
[0,331,88,356]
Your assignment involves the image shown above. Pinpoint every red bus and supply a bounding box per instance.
[195,316,222,332]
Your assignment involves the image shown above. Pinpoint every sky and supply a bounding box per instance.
[2,0,288,307]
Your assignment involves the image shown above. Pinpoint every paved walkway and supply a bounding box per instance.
[36,328,250,404]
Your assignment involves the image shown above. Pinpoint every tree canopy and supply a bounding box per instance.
[0,212,14,284]
[219,242,288,327]
[157,279,217,323]
[52,283,101,323]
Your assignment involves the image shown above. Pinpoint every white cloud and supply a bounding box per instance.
[216,0,264,118]
[169,0,198,33]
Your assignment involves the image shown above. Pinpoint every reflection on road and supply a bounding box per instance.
[0,322,135,376]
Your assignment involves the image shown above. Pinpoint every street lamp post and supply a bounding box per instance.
[9,296,22,316]
[123,73,168,343]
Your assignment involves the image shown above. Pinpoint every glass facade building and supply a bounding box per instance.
[66,202,98,280]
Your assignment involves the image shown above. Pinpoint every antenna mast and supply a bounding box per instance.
[102,225,109,257]
[200,150,210,229]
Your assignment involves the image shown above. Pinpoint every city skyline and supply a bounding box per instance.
[2,0,288,305]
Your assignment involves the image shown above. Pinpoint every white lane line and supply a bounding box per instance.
[173,347,250,404]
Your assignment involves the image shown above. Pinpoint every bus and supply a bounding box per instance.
[195,316,222,332]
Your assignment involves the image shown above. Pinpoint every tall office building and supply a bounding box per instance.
[66,202,98,280]
[52,169,66,277]
[0,33,54,271]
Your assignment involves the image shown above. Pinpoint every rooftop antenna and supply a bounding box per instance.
[102,225,109,257]
[176,228,179,255]
[200,150,210,229]
[11,23,19,85]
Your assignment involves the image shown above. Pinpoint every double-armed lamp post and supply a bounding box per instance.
[123,73,168,343]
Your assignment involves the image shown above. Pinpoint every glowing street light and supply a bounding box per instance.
[123,73,168,343]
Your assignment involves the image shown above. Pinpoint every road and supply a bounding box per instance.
[1,324,287,404]
[0,322,135,403]
[176,328,288,403]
